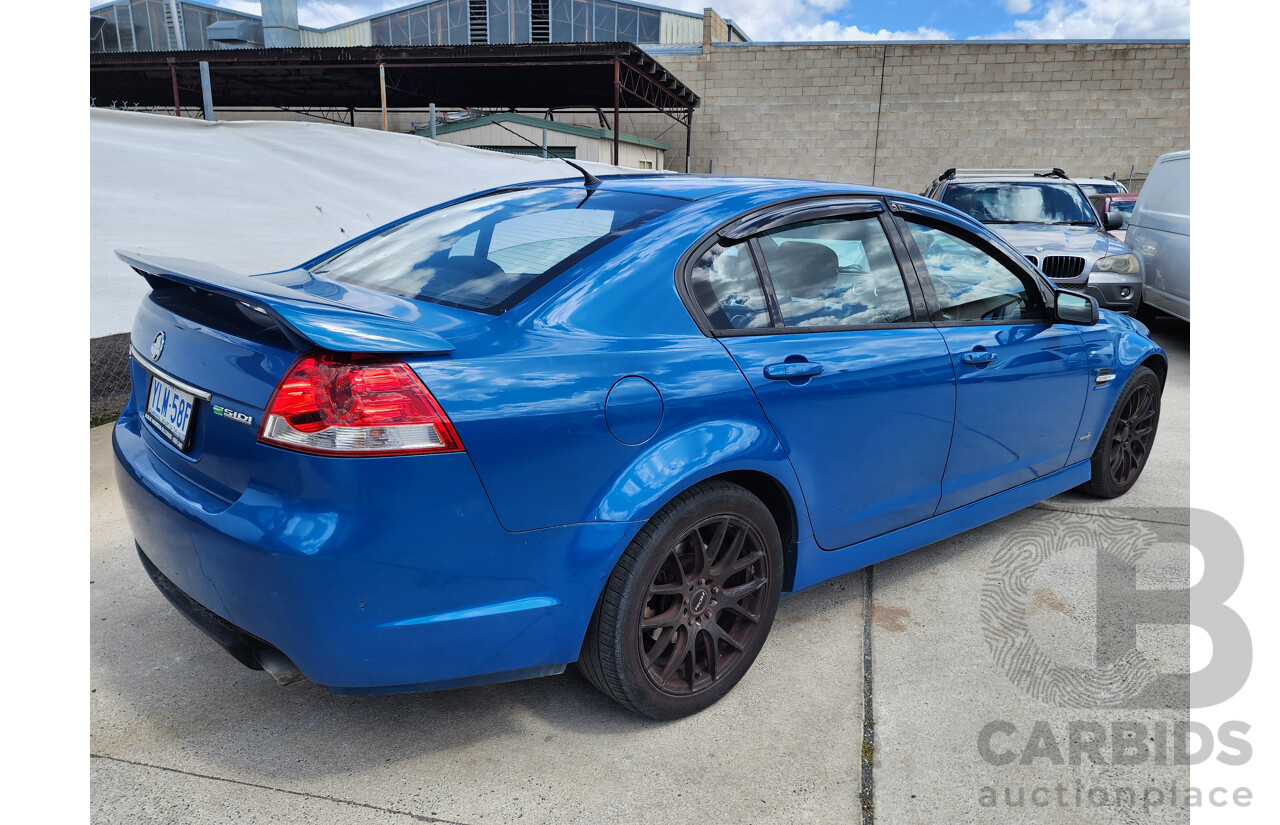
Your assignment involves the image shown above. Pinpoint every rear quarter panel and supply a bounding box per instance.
[411,196,811,535]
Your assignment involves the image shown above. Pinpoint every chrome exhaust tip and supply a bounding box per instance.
[256,649,306,686]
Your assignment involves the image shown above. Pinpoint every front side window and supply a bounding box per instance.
[904,221,1045,323]
[940,182,1098,226]
[311,188,680,313]
[756,216,913,328]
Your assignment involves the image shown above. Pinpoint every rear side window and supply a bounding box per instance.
[312,188,681,313]
[688,242,771,330]
[756,216,913,327]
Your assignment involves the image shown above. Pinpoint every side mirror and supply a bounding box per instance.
[1055,290,1099,326]
[1104,211,1123,231]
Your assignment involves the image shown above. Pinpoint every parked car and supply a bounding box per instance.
[1074,177,1130,198]
[1089,192,1139,242]
[114,175,1166,719]
[923,168,1142,314]
[1127,151,1190,323]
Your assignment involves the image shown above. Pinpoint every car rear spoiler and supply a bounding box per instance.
[117,251,455,355]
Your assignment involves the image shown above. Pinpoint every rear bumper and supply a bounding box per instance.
[113,407,637,693]
[136,544,277,673]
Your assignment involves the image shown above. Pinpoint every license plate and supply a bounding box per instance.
[146,375,196,450]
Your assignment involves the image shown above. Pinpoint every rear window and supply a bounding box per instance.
[311,187,682,313]
[1078,182,1126,197]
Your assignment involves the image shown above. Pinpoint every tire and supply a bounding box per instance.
[1083,366,1162,498]
[578,480,784,719]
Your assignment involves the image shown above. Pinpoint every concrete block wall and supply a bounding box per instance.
[702,8,729,50]
[203,40,1189,193]
[641,40,1189,192]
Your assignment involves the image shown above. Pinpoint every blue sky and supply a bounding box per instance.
[107,1,1190,41]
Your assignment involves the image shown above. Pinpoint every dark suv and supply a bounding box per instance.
[922,168,1142,313]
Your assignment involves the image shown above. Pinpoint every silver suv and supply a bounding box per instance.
[922,168,1142,314]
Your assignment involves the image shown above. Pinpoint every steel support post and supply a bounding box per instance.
[198,61,213,120]
[168,59,180,117]
[379,64,388,131]
[613,59,621,166]
[685,110,693,173]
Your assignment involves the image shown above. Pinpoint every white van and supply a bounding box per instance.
[1129,151,1190,322]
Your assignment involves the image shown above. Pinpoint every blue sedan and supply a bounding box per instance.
[113,174,1164,719]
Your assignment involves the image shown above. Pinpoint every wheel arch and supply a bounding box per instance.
[590,417,806,526]
[590,441,808,597]
[1140,352,1168,389]
[707,469,801,592]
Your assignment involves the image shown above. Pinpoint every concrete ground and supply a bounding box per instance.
[90,321,1189,824]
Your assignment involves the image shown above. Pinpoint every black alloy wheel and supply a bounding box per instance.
[578,480,783,719]
[1108,381,1157,487]
[1084,365,1162,498]
[638,514,769,695]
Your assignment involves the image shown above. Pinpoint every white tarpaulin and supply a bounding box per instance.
[90,109,626,338]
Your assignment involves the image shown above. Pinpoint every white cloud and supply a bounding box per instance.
[985,0,1190,39]
[654,0,952,41]
[786,21,952,41]
[1003,0,1034,14]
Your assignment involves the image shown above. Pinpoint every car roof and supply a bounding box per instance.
[534,173,898,202]
[478,172,1002,246]
[942,175,1076,185]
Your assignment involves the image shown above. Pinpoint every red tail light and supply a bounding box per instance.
[259,354,463,456]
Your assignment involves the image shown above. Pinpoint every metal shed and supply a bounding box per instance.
[89,42,700,169]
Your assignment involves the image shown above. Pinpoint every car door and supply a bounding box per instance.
[888,200,1092,513]
[685,199,957,549]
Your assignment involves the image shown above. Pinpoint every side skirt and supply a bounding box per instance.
[789,460,1092,592]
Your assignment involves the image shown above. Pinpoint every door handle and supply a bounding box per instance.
[961,351,998,367]
[764,361,824,381]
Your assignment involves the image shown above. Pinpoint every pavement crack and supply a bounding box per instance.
[1029,504,1190,527]
[90,753,472,824]
[860,566,875,825]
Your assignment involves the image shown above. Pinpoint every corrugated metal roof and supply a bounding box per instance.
[90,42,700,111]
